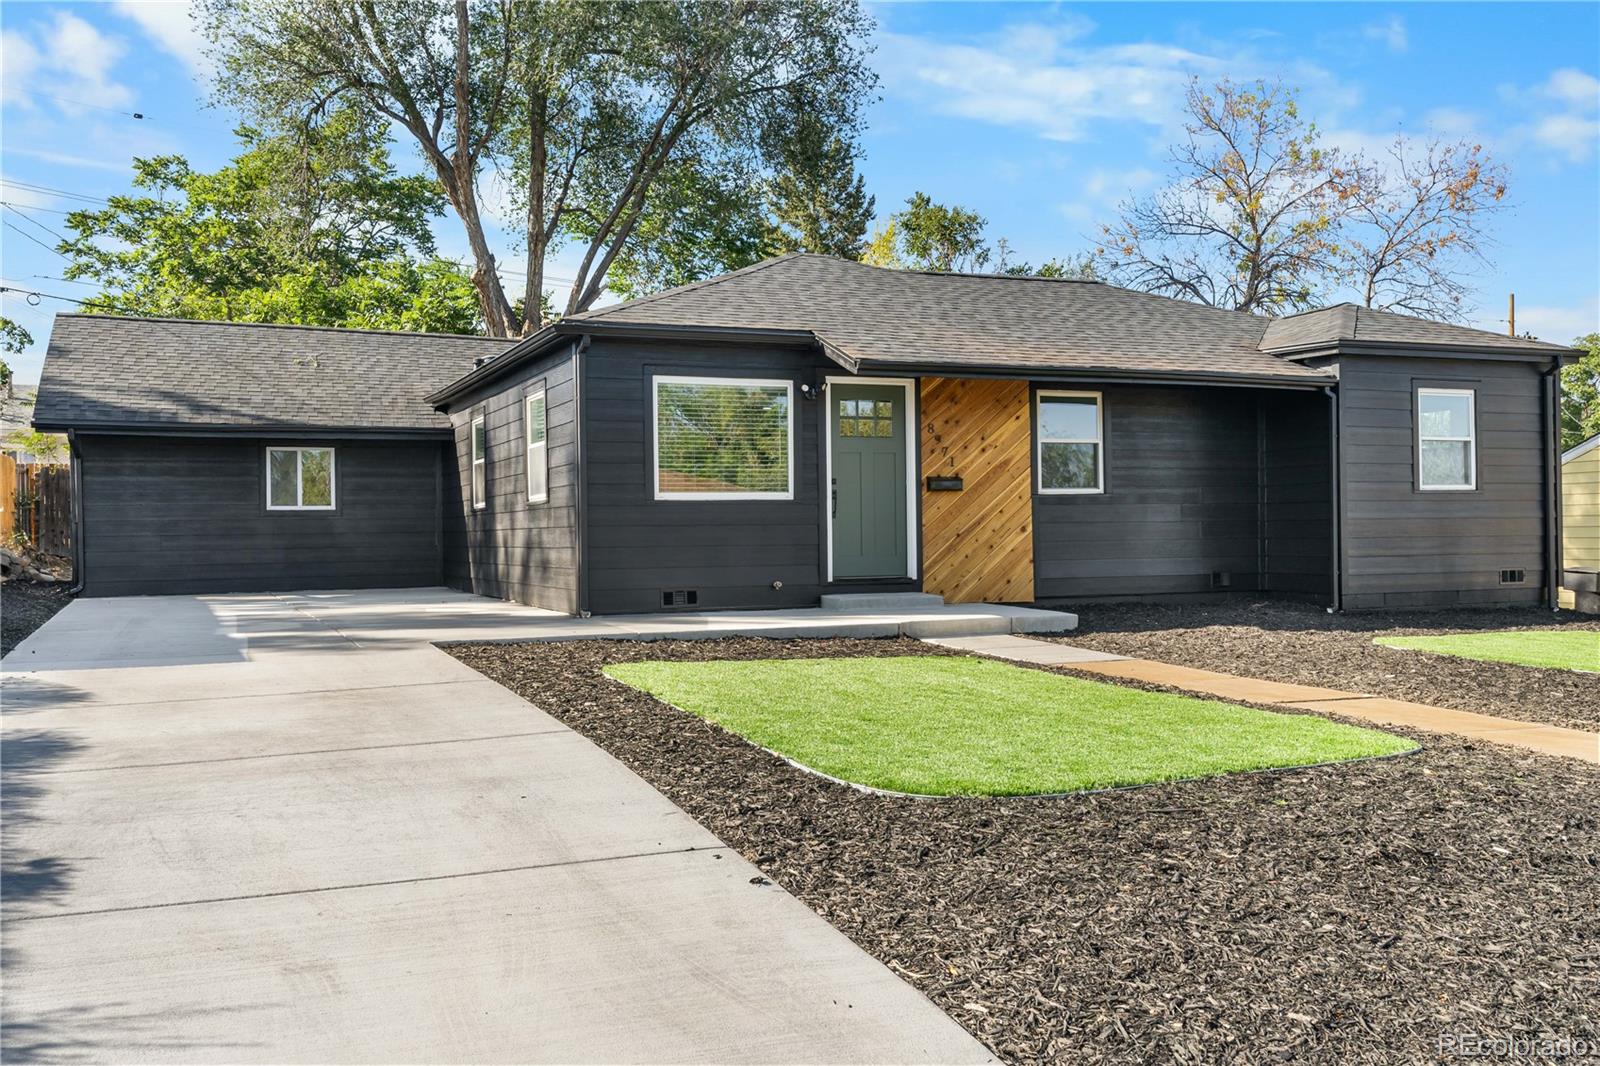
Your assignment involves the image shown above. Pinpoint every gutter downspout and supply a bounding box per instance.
[1324,386,1342,613]
[67,429,86,595]
[573,335,592,618]
[1543,360,1562,610]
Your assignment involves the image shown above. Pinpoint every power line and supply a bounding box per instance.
[0,283,112,309]
[10,88,147,121]
[3,204,68,243]
[0,201,77,216]
[2,220,63,257]
[0,179,109,205]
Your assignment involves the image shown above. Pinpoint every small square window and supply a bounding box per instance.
[266,447,336,511]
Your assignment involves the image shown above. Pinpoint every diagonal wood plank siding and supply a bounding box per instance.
[919,377,1034,603]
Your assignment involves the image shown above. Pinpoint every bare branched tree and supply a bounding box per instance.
[1337,138,1508,322]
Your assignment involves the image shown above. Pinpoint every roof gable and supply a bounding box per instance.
[1259,302,1573,355]
[34,314,512,433]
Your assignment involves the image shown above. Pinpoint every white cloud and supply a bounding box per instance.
[1362,15,1408,54]
[0,12,133,114]
[1504,67,1599,163]
[1498,294,1600,344]
[113,0,212,80]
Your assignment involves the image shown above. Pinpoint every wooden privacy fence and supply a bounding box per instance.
[0,454,73,559]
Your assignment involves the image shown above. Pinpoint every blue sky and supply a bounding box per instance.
[2,1,1596,384]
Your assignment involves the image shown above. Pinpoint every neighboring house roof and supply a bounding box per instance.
[572,253,1333,384]
[34,314,512,434]
[1566,433,1600,464]
[1258,302,1574,356]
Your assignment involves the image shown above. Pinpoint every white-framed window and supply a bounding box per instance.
[653,375,794,500]
[470,413,487,510]
[526,387,548,504]
[1417,387,1476,491]
[1037,390,1104,494]
[266,447,336,511]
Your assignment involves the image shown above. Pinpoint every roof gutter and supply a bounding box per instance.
[1271,339,1582,363]
[848,361,1336,390]
[32,423,454,440]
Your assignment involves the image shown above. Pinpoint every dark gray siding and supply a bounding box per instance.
[78,434,442,597]
[442,348,579,613]
[1336,354,1549,609]
[1032,385,1266,602]
[1261,390,1334,599]
[582,337,843,614]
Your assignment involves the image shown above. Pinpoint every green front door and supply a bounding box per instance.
[831,384,908,579]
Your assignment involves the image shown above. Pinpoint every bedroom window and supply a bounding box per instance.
[470,414,487,510]
[1417,387,1476,491]
[266,447,335,511]
[653,376,794,500]
[526,387,548,503]
[1037,391,1103,494]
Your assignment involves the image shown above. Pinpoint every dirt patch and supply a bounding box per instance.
[449,636,1600,1065]
[1,581,73,656]
[1047,600,1600,733]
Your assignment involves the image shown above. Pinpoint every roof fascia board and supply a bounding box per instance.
[41,423,453,440]
[1565,433,1600,463]
[850,361,1335,390]
[1274,340,1578,363]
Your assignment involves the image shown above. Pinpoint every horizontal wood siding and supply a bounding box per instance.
[79,434,442,597]
[1559,443,1597,608]
[920,377,1033,603]
[1337,354,1550,609]
[582,337,835,614]
[1032,385,1264,602]
[442,348,578,613]
[1262,390,1333,601]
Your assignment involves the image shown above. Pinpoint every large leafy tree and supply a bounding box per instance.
[765,107,874,259]
[1563,333,1600,451]
[861,192,1089,277]
[203,0,877,335]
[59,111,481,332]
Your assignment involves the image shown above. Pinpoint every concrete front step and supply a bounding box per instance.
[819,592,946,610]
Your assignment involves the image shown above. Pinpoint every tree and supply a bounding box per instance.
[0,317,29,398]
[863,193,990,272]
[1339,138,1508,322]
[1097,78,1348,314]
[59,112,481,333]
[203,0,877,334]
[765,107,874,258]
[1563,333,1600,451]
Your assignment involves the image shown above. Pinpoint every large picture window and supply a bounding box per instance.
[470,414,487,510]
[653,376,794,500]
[1417,387,1476,490]
[266,447,335,510]
[526,388,548,503]
[1037,391,1103,494]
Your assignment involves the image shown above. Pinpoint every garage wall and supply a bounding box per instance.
[78,434,444,597]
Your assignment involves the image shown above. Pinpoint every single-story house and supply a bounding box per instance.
[1561,432,1599,611]
[34,253,1579,612]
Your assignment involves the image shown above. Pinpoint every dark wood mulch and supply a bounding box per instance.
[448,636,1600,1065]
[0,581,73,657]
[1047,600,1600,733]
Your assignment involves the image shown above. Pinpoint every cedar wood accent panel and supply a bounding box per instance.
[442,347,578,613]
[77,434,442,597]
[1336,354,1548,609]
[919,377,1034,602]
[1032,385,1266,602]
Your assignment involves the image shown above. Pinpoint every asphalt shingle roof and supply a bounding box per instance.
[34,314,512,432]
[577,254,1329,382]
[1258,302,1573,354]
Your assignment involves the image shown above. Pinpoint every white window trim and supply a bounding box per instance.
[526,388,548,504]
[265,446,337,511]
[470,413,487,510]
[1417,387,1477,492]
[1036,389,1105,495]
[652,375,795,501]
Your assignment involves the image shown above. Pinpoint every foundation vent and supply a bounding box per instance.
[661,589,699,608]
[1499,569,1526,585]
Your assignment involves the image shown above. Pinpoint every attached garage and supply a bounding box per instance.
[33,315,510,597]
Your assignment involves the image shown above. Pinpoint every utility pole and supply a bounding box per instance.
[1508,293,1515,337]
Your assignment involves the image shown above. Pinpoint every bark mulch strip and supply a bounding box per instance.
[1047,601,1600,733]
[1,581,73,657]
[448,636,1600,1066]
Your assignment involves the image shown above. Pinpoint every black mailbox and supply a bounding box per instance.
[926,475,963,492]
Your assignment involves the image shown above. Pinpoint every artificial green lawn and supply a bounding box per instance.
[1374,630,1599,672]
[603,655,1416,796]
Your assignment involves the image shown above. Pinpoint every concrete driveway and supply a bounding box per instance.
[1,589,992,1064]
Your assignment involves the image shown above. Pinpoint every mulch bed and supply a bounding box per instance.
[1047,600,1600,733]
[448,636,1600,1065]
[0,581,73,657]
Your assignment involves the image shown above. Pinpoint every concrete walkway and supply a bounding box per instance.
[3,590,993,1064]
[929,635,1600,765]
